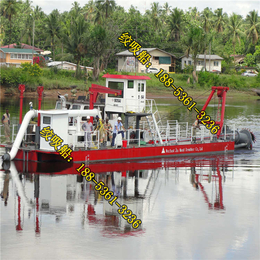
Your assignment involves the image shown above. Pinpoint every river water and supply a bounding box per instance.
[0,94,260,260]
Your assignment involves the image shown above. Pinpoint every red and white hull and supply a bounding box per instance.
[13,141,234,163]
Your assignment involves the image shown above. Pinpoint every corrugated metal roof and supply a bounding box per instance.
[0,48,38,54]
[116,48,176,58]
[47,61,93,69]
[181,54,223,60]
[102,74,151,80]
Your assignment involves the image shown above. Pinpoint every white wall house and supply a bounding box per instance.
[116,48,177,73]
[181,54,223,72]
[47,61,93,71]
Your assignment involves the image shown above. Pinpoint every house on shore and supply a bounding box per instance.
[181,54,223,72]
[47,61,93,71]
[0,48,38,67]
[116,48,177,73]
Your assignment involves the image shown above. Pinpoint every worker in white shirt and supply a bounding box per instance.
[111,117,125,147]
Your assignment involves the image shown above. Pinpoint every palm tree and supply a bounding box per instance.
[167,8,183,42]
[63,16,88,69]
[149,2,162,31]
[183,26,206,83]
[95,0,115,19]
[1,0,19,46]
[45,9,61,61]
[86,25,107,80]
[227,13,245,54]
[83,0,96,22]
[162,2,171,16]
[200,7,213,33]
[246,10,260,45]
[214,8,226,33]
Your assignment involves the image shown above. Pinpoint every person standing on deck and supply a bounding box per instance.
[82,116,93,149]
[104,118,112,145]
[111,117,125,147]
[2,109,10,142]
[95,115,105,146]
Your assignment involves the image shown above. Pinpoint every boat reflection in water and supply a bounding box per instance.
[1,154,234,237]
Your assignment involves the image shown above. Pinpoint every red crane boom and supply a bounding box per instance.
[202,86,229,138]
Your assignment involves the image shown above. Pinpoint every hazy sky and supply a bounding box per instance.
[32,0,259,18]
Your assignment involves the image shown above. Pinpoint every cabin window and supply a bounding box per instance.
[84,106,88,110]
[188,61,191,65]
[214,61,219,66]
[128,80,134,88]
[43,116,51,124]
[141,83,144,92]
[138,83,141,92]
[108,81,124,98]
[72,105,80,110]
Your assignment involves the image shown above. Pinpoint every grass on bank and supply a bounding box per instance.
[1,66,260,95]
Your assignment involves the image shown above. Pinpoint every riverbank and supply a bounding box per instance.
[1,85,259,103]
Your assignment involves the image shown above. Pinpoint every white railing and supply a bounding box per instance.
[1,124,37,144]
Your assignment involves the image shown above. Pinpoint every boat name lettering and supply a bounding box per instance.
[114,98,121,103]
[164,147,203,153]
[76,163,142,229]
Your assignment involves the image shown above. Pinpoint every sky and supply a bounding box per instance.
[32,0,260,18]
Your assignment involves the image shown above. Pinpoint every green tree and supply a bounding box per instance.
[63,15,88,72]
[227,13,245,54]
[246,10,260,45]
[146,2,162,31]
[200,7,213,33]
[167,8,183,42]
[183,26,207,83]
[214,8,226,33]
[1,0,19,46]
[86,25,108,80]
[95,0,115,20]
[45,9,61,61]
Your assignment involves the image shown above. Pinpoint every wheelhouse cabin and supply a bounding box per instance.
[103,74,150,114]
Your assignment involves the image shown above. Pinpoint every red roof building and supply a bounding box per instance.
[1,43,43,53]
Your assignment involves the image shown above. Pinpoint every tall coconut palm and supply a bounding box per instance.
[246,10,260,45]
[83,0,96,22]
[149,2,162,31]
[162,2,171,16]
[86,25,107,80]
[63,15,88,68]
[200,7,213,33]
[167,8,183,42]
[1,0,19,46]
[214,8,226,33]
[183,26,206,83]
[45,9,61,61]
[95,0,115,19]
[227,13,245,54]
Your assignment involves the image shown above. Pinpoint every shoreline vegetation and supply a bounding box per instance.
[1,69,259,102]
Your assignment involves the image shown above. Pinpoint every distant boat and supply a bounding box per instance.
[252,88,260,96]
